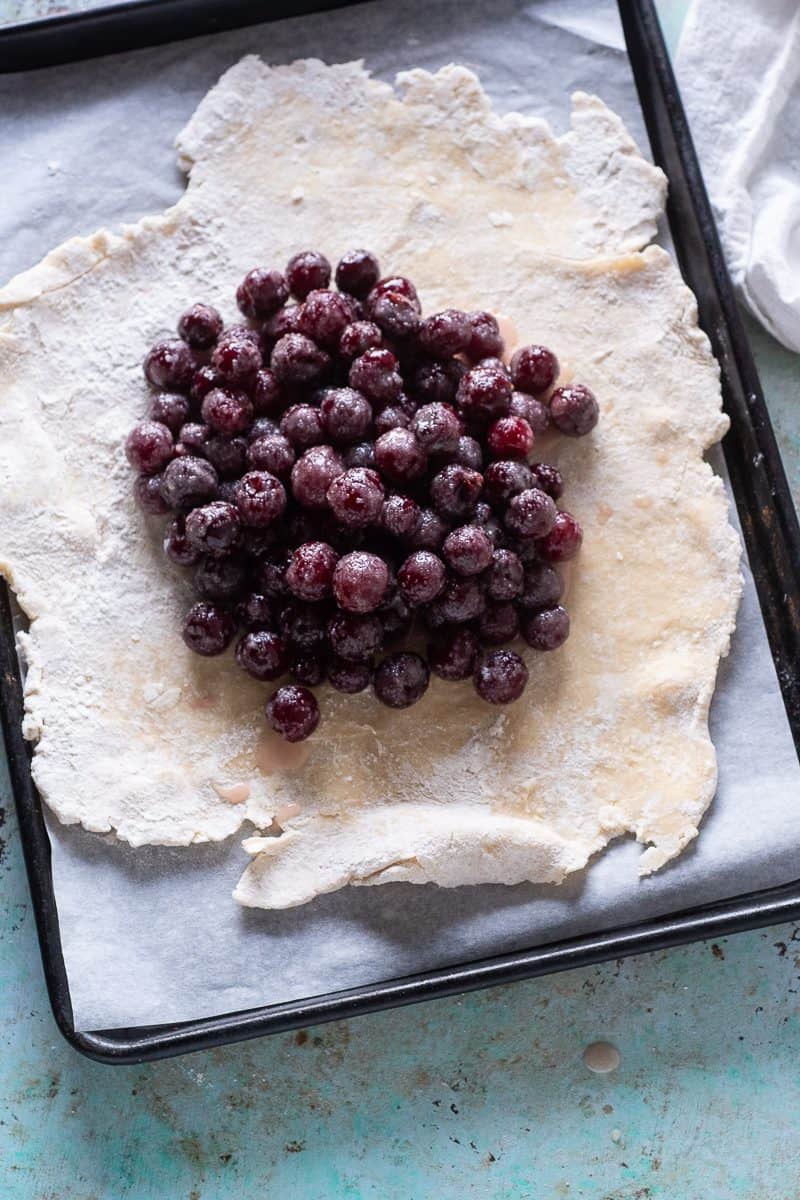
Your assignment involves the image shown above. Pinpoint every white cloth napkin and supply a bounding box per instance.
[675,0,800,352]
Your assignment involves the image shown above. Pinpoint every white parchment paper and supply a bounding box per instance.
[1,0,798,1031]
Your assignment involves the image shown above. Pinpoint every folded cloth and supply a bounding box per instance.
[675,0,800,352]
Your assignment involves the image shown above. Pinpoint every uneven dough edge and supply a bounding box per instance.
[0,59,739,913]
[234,806,595,910]
[175,56,666,255]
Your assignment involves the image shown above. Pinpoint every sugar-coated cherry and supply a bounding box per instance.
[373,652,430,709]
[374,428,428,483]
[429,464,483,519]
[266,685,320,741]
[201,388,253,436]
[133,473,170,515]
[517,563,564,610]
[327,611,383,663]
[474,649,528,704]
[510,391,549,437]
[286,250,331,299]
[349,348,403,405]
[236,630,289,680]
[442,525,493,577]
[381,493,421,540]
[280,403,325,450]
[428,627,480,681]
[483,459,532,505]
[329,659,372,693]
[550,385,599,437]
[148,392,190,433]
[412,402,462,454]
[194,553,247,601]
[456,362,513,421]
[291,445,344,509]
[182,601,235,656]
[504,488,557,540]
[537,510,583,561]
[320,388,373,444]
[368,291,420,340]
[485,548,524,601]
[336,250,381,298]
[236,471,287,527]
[339,320,383,360]
[521,605,570,650]
[164,515,201,566]
[237,268,289,319]
[478,602,519,646]
[487,415,534,460]
[333,551,390,613]
[418,309,471,358]
[509,344,559,395]
[210,336,261,387]
[290,650,329,687]
[125,421,174,475]
[178,303,223,349]
[271,333,330,387]
[298,289,352,348]
[144,338,197,392]
[437,576,486,624]
[251,368,284,417]
[185,501,242,557]
[465,311,504,362]
[160,455,218,509]
[247,434,295,479]
[397,551,446,607]
[327,467,385,528]
[286,541,339,602]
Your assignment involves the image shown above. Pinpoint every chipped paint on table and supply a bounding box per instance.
[3,1,800,1196]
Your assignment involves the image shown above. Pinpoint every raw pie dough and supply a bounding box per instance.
[0,58,741,909]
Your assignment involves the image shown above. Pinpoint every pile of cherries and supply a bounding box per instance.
[126,249,598,742]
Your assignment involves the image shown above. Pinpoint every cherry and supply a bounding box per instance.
[428,628,480,681]
[178,303,223,349]
[236,267,289,319]
[236,471,287,527]
[125,421,174,475]
[521,605,570,650]
[236,630,289,680]
[286,250,331,299]
[397,551,446,606]
[474,650,529,704]
[418,309,471,358]
[333,551,390,613]
[144,339,196,392]
[373,652,430,709]
[266,685,320,742]
[327,467,385,528]
[286,541,339,602]
[182,602,235,656]
[509,344,559,395]
[335,250,381,298]
[550,384,599,437]
[537,511,583,561]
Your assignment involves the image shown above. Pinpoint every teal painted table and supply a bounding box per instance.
[3,4,800,1196]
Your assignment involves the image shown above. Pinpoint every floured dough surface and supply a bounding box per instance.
[0,58,740,910]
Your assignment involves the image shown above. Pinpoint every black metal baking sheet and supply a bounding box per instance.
[0,0,356,73]
[1,0,799,1064]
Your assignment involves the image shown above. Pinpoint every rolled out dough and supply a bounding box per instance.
[0,59,740,909]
